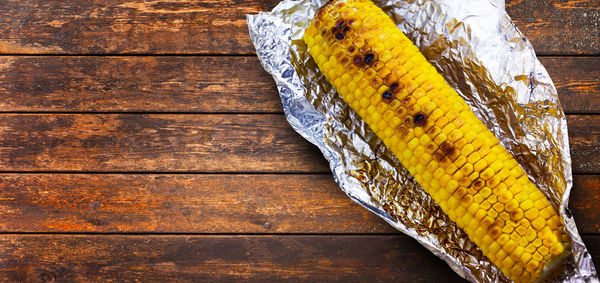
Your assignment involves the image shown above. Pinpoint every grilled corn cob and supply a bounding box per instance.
[303,0,566,282]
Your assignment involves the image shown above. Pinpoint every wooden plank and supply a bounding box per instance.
[0,174,597,234]
[539,57,600,114]
[0,235,465,282]
[0,0,597,55]
[1,234,600,282]
[506,0,600,55]
[568,115,600,174]
[0,56,280,113]
[0,174,394,233]
[0,114,596,173]
[0,0,279,55]
[572,175,600,234]
[0,114,329,173]
[0,56,596,114]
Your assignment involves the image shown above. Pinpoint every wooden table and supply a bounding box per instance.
[0,0,597,281]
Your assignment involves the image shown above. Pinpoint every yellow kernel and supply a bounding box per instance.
[481,216,494,228]
[492,202,504,212]
[481,200,491,210]
[532,217,546,230]
[479,187,492,198]
[539,246,549,256]
[520,252,532,265]
[407,138,419,149]
[474,159,487,172]
[467,202,480,215]
[461,163,474,176]
[467,152,481,164]
[480,167,495,180]
[489,242,501,254]
[505,199,519,212]
[475,209,487,221]
[447,180,459,193]
[521,199,534,211]
[524,208,539,221]
[525,259,540,273]
[489,225,502,239]
[540,206,555,219]
[510,209,524,221]
[461,144,474,156]
[504,240,518,253]
[454,156,467,168]
[512,246,525,261]
[520,272,532,283]
[509,265,523,278]
[498,190,513,204]
[550,244,564,255]
[497,234,509,245]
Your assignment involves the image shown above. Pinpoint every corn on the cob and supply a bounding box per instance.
[303,0,566,282]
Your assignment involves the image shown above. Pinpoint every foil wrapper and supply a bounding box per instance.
[247,0,598,281]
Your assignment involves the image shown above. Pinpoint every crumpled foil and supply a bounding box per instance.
[247,0,598,282]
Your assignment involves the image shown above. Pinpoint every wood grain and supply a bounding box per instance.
[1,234,600,282]
[0,174,393,233]
[539,57,600,114]
[506,0,600,55]
[0,234,475,282]
[0,0,279,55]
[572,175,600,234]
[0,114,596,173]
[0,114,329,173]
[0,56,596,114]
[0,56,279,113]
[568,115,600,174]
[0,0,597,55]
[0,174,597,234]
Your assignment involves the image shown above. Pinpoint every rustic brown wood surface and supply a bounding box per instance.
[0,174,598,234]
[0,0,597,55]
[0,0,598,282]
[0,235,469,282]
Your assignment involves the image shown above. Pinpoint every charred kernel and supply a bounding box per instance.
[396,125,408,135]
[472,179,484,189]
[348,46,355,53]
[353,55,364,66]
[433,151,445,162]
[440,141,454,155]
[371,77,382,88]
[426,143,435,151]
[335,33,344,40]
[414,113,426,125]
[364,52,376,64]
[382,90,393,100]
[390,82,399,91]
[342,26,351,34]
[336,19,345,28]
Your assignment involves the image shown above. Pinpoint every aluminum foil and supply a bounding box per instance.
[247,0,598,281]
